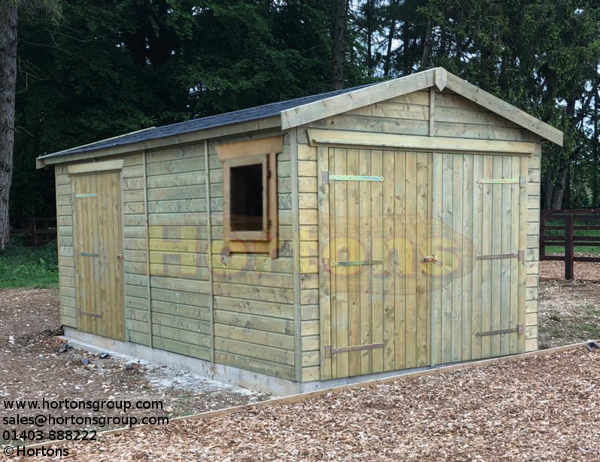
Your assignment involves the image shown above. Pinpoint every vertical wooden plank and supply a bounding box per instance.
[461,154,473,361]
[426,152,433,365]
[441,153,454,364]
[290,130,302,381]
[510,156,520,354]
[429,88,435,137]
[431,153,443,366]
[111,171,125,340]
[333,148,349,378]
[481,156,493,357]
[451,154,463,363]
[85,175,96,334]
[490,156,503,357]
[500,156,512,356]
[99,173,110,338]
[394,151,406,370]
[415,152,429,367]
[346,148,361,376]
[518,154,530,353]
[371,150,384,373]
[359,149,373,375]
[318,146,332,379]
[404,152,416,369]
[143,150,153,348]
[382,150,396,371]
[72,176,83,333]
[471,155,483,359]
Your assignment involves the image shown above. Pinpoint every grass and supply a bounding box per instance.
[0,238,58,289]
[543,219,600,254]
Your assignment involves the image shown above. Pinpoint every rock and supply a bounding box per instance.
[124,363,134,371]
[57,343,71,353]
[82,358,90,366]
[99,353,110,359]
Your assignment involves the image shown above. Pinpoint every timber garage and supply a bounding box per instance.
[37,68,563,395]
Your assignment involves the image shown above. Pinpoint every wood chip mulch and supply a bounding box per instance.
[12,347,600,461]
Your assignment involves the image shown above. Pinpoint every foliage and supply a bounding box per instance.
[0,239,58,289]
[9,0,600,218]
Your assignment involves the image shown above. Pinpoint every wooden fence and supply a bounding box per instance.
[540,209,600,279]
[10,217,57,247]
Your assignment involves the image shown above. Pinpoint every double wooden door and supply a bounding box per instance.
[72,171,125,341]
[319,148,528,380]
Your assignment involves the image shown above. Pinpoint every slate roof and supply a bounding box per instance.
[39,85,372,160]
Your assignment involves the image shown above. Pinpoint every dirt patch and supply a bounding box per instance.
[0,288,268,446]
[11,348,600,461]
[539,259,600,349]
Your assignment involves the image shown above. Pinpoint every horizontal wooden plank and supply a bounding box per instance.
[213,296,294,320]
[215,311,293,337]
[214,324,295,350]
[214,337,295,366]
[307,129,537,154]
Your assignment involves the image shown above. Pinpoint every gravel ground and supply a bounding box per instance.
[9,347,600,461]
[538,259,600,349]
[1,261,598,460]
[0,289,268,447]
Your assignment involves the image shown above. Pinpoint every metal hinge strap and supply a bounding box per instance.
[75,193,97,198]
[477,253,518,260]
[476,324,524,337]
[330,174,384,182]
[477,178,519,185]
[331,260,383,267]
[325,343,384,358]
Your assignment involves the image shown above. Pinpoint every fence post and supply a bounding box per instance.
[539,215,546,257]
[565,214,574,280]
[30,217,38,247]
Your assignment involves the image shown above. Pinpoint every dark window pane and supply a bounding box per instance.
[230,163,264,231]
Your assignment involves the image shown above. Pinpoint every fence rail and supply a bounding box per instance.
[10,217,57,247]
[540,209,600,279]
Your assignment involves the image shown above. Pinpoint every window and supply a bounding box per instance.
[217,136,282,257]
[224,155,269,241]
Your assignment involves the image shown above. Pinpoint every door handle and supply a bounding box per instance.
[117,254,125,261]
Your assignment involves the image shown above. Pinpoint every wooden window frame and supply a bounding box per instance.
[217,136,282,257]
[223,154,270,241]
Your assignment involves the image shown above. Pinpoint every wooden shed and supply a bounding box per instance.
[37,68,563,394]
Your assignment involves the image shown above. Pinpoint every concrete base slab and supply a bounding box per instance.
[64,327,430,396]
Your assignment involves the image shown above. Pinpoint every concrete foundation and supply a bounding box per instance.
[64,327,429,396]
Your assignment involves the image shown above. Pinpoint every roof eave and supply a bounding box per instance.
[36,115,282,169]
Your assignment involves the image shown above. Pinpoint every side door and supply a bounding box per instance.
[72,171,125,341]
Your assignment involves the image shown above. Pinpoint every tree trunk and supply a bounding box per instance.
[551,164,570,210]
[332,0,346,90]
[0,2,17,250]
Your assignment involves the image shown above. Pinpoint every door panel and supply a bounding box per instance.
[72,171,125,341]
[323,148,432,379]
[430,153,528,366]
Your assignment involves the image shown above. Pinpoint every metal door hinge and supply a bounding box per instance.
[520,176,527,188]
[322,170,330,184]
[518,249,526,261]
[324,343,384,358]
[476,324,524,337]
